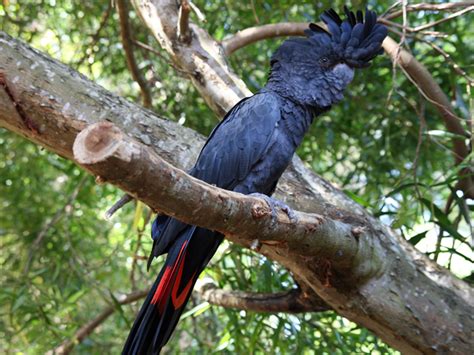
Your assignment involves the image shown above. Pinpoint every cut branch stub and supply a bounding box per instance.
[74,121,129,164]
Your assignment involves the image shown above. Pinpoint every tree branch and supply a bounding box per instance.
[413,6,473,33]
[195,281,330,313]
[222,22,307,56]
[52,281,328,354]
[383,6,474,33]
[73,122,368,272]
[131,0,251,116]
[177,0,191,43]
[382,36,473,198]
[116,0,152,108]
[51,289,149,355]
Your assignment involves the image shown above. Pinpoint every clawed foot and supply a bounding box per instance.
[249,193,298,223]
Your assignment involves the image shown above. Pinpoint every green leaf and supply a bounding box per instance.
[386,182,427,197]
[408,231,427,246]
[66,289,87,304]
[109,291,130,328]
[181,301,210,319]
[344,190,370,207]
[215,330,231,351]
[133,201,145,230]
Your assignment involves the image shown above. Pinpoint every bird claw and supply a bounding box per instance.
[250,193,298,223]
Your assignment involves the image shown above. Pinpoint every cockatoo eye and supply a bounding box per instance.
[319,57,329,64]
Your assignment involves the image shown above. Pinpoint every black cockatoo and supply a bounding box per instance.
[123,7,387,354]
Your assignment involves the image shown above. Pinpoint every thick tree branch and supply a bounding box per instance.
[195,281,330,313]
[116,0,152,108]
[73,122,368,272]
[52,289,149,355]
[1,31,473,354]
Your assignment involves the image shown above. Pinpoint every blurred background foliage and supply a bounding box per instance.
[0,0,472,353]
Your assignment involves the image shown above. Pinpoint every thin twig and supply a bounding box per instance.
[448,211,464,268]
[51,289,149,355]
[433,192,455,262]
[24,176,87,274]
[384,2,474,20]
[401,0,408,46]
[116,0,153,108]
[381,1,402,18]
[418,38,474,85]
[382,6,474,33]
[412,97,427,202]
[250,0,260,24]
[396,56,466,134]
[133,39,192,76]
[75,2,112,67]
[387,0,408,104]
[411,6,474,33]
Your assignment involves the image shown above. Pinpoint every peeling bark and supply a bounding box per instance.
[131,0,251,116]
[1,30,473,354]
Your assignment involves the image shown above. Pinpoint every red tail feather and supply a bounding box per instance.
[150,241,189,313]
[171,258,196,309]
[123,226,223,354]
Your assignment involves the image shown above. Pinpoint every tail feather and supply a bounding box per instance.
[123,222,223,355]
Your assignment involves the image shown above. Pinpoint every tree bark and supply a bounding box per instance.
[0,28,472,355]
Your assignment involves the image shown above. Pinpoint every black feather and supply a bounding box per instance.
[305,7,387,68]
[344,6,356,26]
[307,22,329,35]
[326,8,343,25]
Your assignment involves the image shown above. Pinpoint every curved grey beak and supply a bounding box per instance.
[332,63,354,87]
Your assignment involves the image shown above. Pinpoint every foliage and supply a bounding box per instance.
[0,0,472,353]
